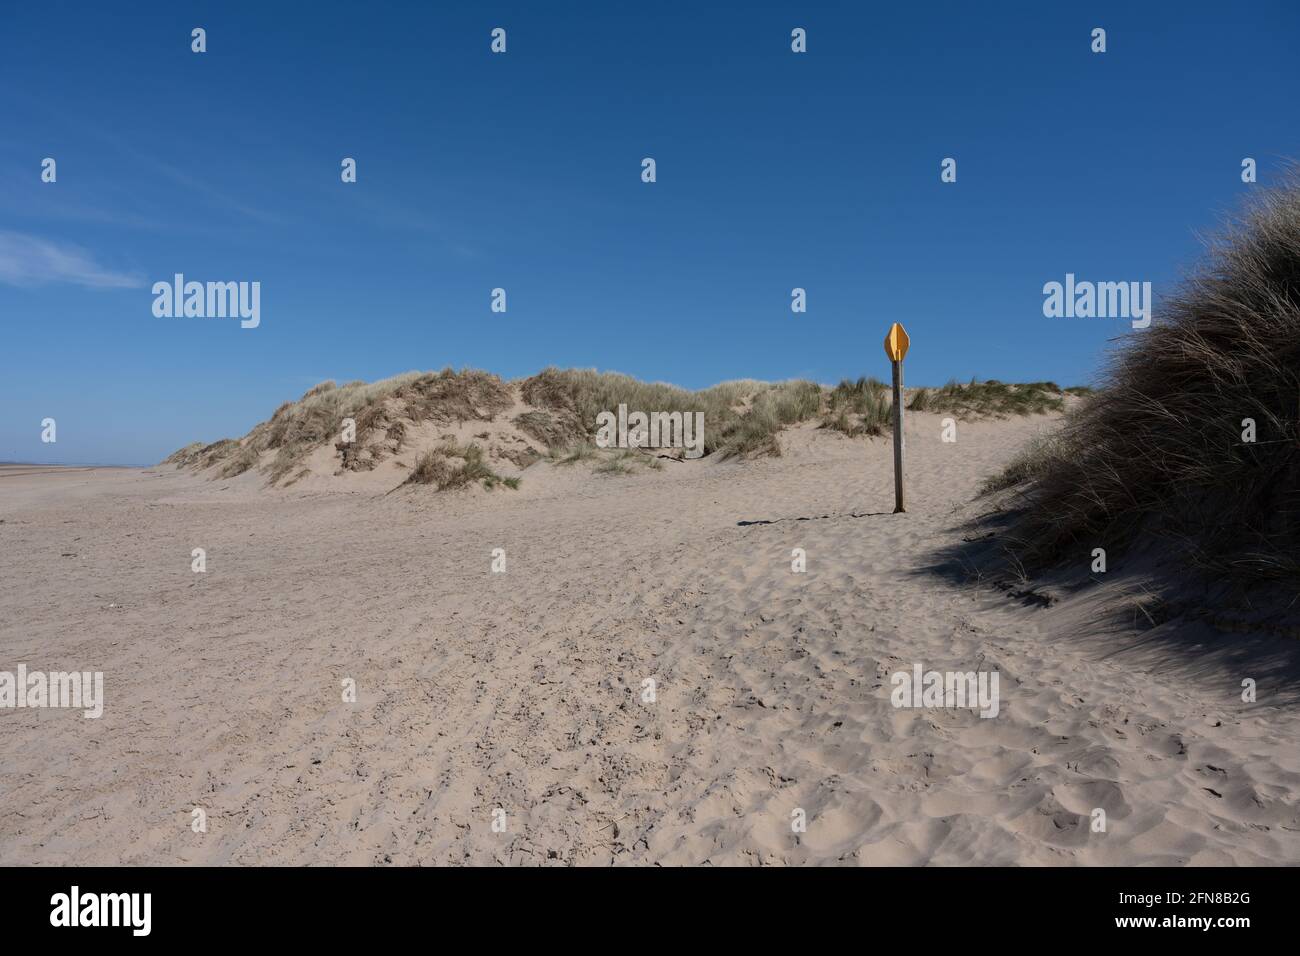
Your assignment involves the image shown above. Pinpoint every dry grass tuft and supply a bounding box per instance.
[909,379,1064,418]
[821,377,892,437]
[162,442,205,468]
[520,367,819,460]
[405,442,517,492]
[513,410,585,449]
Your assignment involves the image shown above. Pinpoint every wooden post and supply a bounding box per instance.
[883,322,910,513]
[891,358,905,513]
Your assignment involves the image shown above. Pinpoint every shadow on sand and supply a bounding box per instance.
[919,504,1300,708]
[736,511,892,527]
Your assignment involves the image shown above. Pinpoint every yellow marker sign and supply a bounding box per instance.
[883,322,910,363]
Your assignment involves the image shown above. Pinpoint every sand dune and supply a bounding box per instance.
[1,412,1297,866]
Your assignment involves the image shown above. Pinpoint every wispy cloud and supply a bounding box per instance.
[0,230,144,289]
[0,89,285,230]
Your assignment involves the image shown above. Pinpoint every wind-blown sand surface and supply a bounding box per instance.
[2,412,1298,865]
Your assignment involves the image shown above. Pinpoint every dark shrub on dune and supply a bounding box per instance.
[993,177,1300,585]
[911,379,1064,418]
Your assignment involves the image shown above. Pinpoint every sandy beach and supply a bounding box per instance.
[2,409,1297,866]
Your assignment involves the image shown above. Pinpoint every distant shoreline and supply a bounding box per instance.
[0,462,148,470]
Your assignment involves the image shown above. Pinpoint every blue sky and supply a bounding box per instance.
[3,1,1298,465]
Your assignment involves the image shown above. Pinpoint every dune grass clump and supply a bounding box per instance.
[521,367,825,460]
[162,441,205,468]
[716,380,825,458]
[513,410,584,449]
[521,368,752,457]
[548,441,600,465]
[978,431,1070,496]
[592,448,666,475]
[908,379,1064,418]
[405,442,517,491]
[218,443,262,478]
[390,368,513,425]
[714,408,782,459]
[197,439,240,470]
[821,377,892,437]
[259,373,431,480]
[766,379,824,423]
[989,176,1300,586]
[265,368,512,482]
[547,441,663,473]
